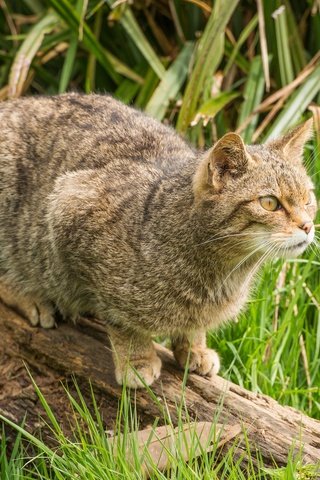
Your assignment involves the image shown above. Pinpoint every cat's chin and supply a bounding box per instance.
[278,241,310,258]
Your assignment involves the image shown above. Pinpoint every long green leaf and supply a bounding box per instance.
[176,0,240,133]
[225,39,250,73]
[145,42,194,120]
[224,14,258,76]
[283,0,306,73]
[105,50,144,84]
[237,56,265,143]
[272,5,294,86]
[85,4,102,92]
[49,0,120,84]
[264,64,320,141]
[8,11,59,98]
[22,0,44,14]
[115,78,140,103]
[195,91,240,122]
[106,1,166,79]
[135,67,160,108]
[59,36,78,93]
[59,0,86,93]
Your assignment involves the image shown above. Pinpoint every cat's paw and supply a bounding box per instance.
[174,347,220,377]
[0,282,55,329]
[115,354,162,388]
[28,303,55,329]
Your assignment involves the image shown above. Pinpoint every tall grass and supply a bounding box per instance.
[1,0,320,477]
[1,379,319,479]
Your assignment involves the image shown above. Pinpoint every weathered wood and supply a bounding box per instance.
[0,302,320,468]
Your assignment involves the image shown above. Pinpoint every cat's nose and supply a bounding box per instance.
[299,221,313,234]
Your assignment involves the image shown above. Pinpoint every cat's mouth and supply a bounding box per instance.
[281,239,310,256]
[289,240,307,249]
[273,228,314,256]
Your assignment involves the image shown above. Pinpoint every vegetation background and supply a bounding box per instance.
[1,0,320,478]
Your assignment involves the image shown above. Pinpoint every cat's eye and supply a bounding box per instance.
[259,196,281,212]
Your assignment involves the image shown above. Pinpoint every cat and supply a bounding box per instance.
[0,93,316,388]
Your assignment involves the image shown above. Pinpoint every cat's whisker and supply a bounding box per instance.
[220,244,268,285]
[251,239,286,275]
[272,245,283,263]
[255,243,280,270]
[237,244,277,296]
[304,147,319,172]
[218,240,274,294]
[221,236,272,250]
[196,231,269,247]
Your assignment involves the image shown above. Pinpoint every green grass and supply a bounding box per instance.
[1,0,320,477]
[209,254,320,419]
[1,379,320,479]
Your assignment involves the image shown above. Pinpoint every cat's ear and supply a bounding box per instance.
[194,132,252,195]
[268,118,313,163]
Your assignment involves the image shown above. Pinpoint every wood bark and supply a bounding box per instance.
[0,302,319,468]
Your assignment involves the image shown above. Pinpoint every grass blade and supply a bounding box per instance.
[22,0,44,14]
[236,56,265,143]
[145,42,194,120]
[283,0,306,73]
[135,67,159,108]
[59,0,87,93]
[257,0,270,91]
[115,78,140,103]
[176,0,240,133]
[49,0,120,84]
[264,63,320,140]
[107,1,166,80]
[59,36,78,93]
[272,5,294,86]
[105,50,144,85]
[8,11,59,98]
[193,91,240,126]
[85,4,102,92]
[225,38,250,73]
[224,14,258,76]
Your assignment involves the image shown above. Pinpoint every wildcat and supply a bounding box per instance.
[0,93,316,388]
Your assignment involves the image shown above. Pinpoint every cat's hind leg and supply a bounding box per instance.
[108,325,162,388]
[0,281,55,328]
[171,331,220,377]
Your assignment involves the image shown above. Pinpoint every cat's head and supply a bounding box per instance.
[194,119,317,260]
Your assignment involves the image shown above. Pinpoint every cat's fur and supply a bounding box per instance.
[0,93,316,387]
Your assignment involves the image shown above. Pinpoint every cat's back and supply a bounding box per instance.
[0,93,196,291]
[0,93,193,176]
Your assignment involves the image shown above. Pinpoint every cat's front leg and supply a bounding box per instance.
[108,325,162,388]
[171,331,220,377]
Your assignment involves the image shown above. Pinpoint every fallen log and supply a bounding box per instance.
[0,302,319,468]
